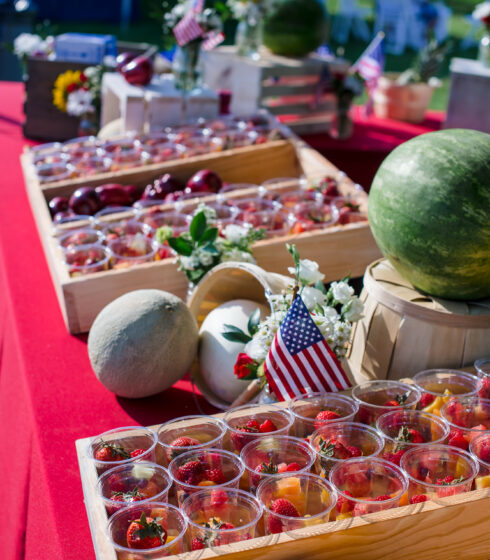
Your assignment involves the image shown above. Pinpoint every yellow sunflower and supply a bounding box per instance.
[52,70,82,113]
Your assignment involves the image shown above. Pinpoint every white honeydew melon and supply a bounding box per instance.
[199,299,269,403]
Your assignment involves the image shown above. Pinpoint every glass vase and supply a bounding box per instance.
[235,6,263,60]
[172,41,203,93]
[478,29,490,68]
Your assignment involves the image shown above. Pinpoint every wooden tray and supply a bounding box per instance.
[22,136,381,334]
[75,401,490,560]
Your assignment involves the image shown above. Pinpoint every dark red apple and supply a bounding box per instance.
[142,174,183,200]
[49,196,69,217]
[123,184,141,204]
[69,187,102,215]
[95,184,131,207]
[186,169,222,193]
[116,52,136,72]
[164,190,185,203]
[121,56,154,86]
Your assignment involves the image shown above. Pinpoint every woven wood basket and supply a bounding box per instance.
[346,259,490,384]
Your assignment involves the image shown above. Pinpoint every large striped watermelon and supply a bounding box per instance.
[368,129,490,300]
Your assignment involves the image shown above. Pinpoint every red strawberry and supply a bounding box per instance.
[259,419,277,433]
[131,448,145,458]
[95,442,130,462]
[176,460,203,485]
[126,512,167,549]
[444,398,467,427]
[267,499,299,533]
[382,449,406,466]
[419,393,435,409]
[191,537,205,550]
[110,487,145,504]
[373,495,391,501]
[318,437,351,460]
[167,436,201,461]
[476,435,490,463]
[277,462,288,473]
[230,425,259,451]
[346,445,362,457]
[285,462,302,472]
[314,410,341,430]
[436,475,455,485]
[210,489,228,508]
[395,426,424,445]
[204,468,227,485]
[383,400,401,407]
[448,429,469,450]
[337,490,355,514]
[479,377,490,400]
[247,419,261,430]
[252,460,277,486]
[410,494,428,504]
[106,473,126,493]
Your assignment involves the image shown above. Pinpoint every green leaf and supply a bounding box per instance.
[222,324,252,344]
[202,244,219,254]
[189,211,207,242]
[168,236,193,257]
[286,243,300,267]
[247,308,261,336]
[198,227,218,246]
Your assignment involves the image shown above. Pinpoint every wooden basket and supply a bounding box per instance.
[346,259,490,384]
[75,400,490,560]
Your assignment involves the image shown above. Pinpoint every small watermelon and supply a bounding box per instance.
[368,129,490,300]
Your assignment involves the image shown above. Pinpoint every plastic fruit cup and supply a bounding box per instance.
[289,393,359,439]
[102,220,152,242]
[400,444,478,503]
[141,142,183,164]
[157,415,227,467]
[107,502,187,559]
[186,203,237,222]
[110,148,144,170]
[168,448,245,506]
[329,458,408,519]
[103,136,137,153]
[52,214,96,234]
[36,162,74,183]
[240,435,316,493]
[290,200,338,229]
[469,432,490,489]
[413,369,482,415]
[232,197,281,214]
[134,132,171,147]
[223,403,294,453]
[88,426,158,475]
[97,462,172,516]
[258,472,337,534]
[277,189,322,208]
[180,136,223,156]
[64,243,111,277]
[137,211,189,235]
[440,396,490,451]
[475,358,490,399]
[62,135,99,153]
[71,155,111,176]
[352,380,422,426]
[58,228,104,250]
[109,234,157,269]
[183,488,263,550]
[242,209,290,237]
[310,422,384,477]
[376,409,450,465]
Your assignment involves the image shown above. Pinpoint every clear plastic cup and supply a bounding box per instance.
[413,369,482,415]
[475,358,490,399]
[52,214,96,235]
[376,409,450,465]
[400,444,478,503]
[102,220,153,242]
[61,135,99,155]
[241,209,290,237]
[137,211,190,235]
[277,189,323,208]
[179,136,223,157]
[329,458,408,519]
[289,200,339,232]
[240,435,316,493]
[440,396,490,451]
[157,415,227,467]
[110,148,144,170]
[168,449,245,506]
[231,197,281,214]
[257,472,337,534]
[183,488,262,550]
[141,142,183,164]
[289,393,359,439]
[469,432,490,489]
[95,206,137,223]
[97,462,172,516]
[88,426,158,475]
[109,234,158,269]
[215,130,256,149]
[352,380,422,426]
[134,132,172,147]
[33,150,68,167]
[103,136,137,153]
[36,161,74,183]
[64,243,111,277]
[223,403,294,453]
[107,502,187,558]
[58,228,104,250]
[310,422,384,477]
[71,155,112,176]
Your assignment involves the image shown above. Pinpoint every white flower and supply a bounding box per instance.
[331,281,354,304]
[193,203,216,224]
[196,248,214,267]
[473,2,490,21]
[244,337,269,362]
[14,33,45,57]
[221,248,256,264]
[301,286,326,310]
[342,297,364,322]
[223,224,249,244]
[334,321,352,345]
[314,316,335,340]
[83,66,98,79]
[322,306,340,322]
[180,255,199,270]
[66,89,95,117]
[289,259,325,285]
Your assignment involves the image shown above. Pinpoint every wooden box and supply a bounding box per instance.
[203,47,348,134]
[75,402,490,560]
[21,137,381,334]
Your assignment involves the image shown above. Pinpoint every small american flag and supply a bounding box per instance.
[352,32,385,115]
[264,295,351,402]
[202,31,225,51]
[173,0,204,47]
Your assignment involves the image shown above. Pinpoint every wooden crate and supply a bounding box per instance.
[75,401,490,560]
[22,137,381,334]
[203,47,348,134]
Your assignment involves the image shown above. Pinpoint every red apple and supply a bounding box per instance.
[120,56,154,86]
[49,196,69,217]
[142,174,183,200]
[69,187,102,215]
[116,52,136,72]
[95,184,131,207]
[124,185,141,204]
[186,169,222,193]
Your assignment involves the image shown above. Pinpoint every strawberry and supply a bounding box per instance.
[444,398,467,427]
[126,512,167,549]
[435,475,465,498]
[410,494,428,504]
[436,475,457,485]
[318,437,351,460]
[382,449,406,466]
[259,419,277,433]
[476,435,490,463]
[95,442,130,462]
[130,448,145,458]
[285,462,302,472]
[167,436,201,461]
[383,392,410,408]
[346,445,362,457]
[210,489,228,508]
[373,495,391,501]
[176,460,204,485]
[479,377,490,400]
[448,429,469,450]
[314,410,341,430]
[230,424,259,452]
[267,499,299,533]
[277,462,288,473]
[337,490,355,514]
[252,460,277,486]
[110,486,145,504]
[419,393,436,409]
[204,468,227,485]
[344,471,370,496]
[383,400,401,407]
[191,537,205,550]
[106,473,126,493]
[395,426,424,446]
[205,517,234,531]
[247,420,261,431]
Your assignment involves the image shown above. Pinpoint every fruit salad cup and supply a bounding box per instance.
[109,234,158,269]
[413,369,482,416]
[469,432,490,489]
[110,148,144,171]
[440,396,490,451]
[36,161,74,184]
[352,380,422,426]
[58,228,104,250]
[400,445,478,504]
[168,449,245,506]
[223,403,294,453]
[64,244,111,277]
[88,426,158,475]
[376,409,450,465]
[179,136,223,157]
[103,136,137,154]
[257,472,337,534]
[107,502,187,559]
[62,135,100,156]
[331,196,368,225]
[231,197,281,218]
[157,415,227,467]
[183,488,263,551]
[102,220,152,242]
[289,200,338,234]
[288,393,359,439]
[71,155,112,176]
[310,422,384,477]
[240,435,316,493]
[242,209,290,238]
[329,458,409,519]
[277,189,323,209]
[97,462,172,515]
[475,357,490,399]
[140,142,183,164]
[137,210,189,235]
